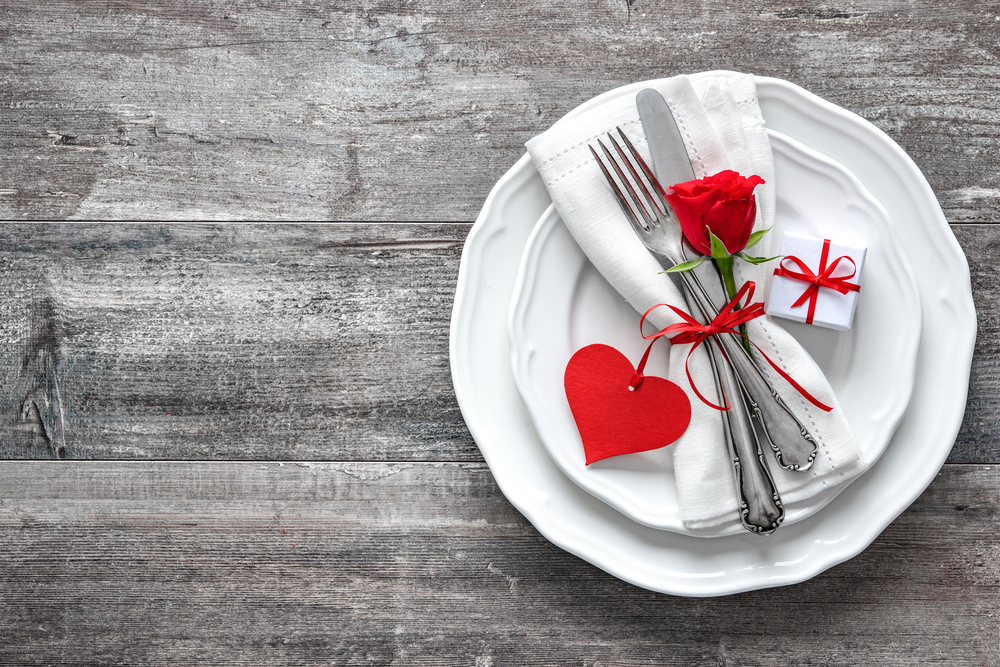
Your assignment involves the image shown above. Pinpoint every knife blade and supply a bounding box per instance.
[635,88,696,188]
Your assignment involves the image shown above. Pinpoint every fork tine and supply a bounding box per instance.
[607,132,667,224]
[589,145,649,233]
[596,138,655,230]
[615,127,672,220]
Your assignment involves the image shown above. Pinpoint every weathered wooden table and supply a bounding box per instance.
[1,1,997,664]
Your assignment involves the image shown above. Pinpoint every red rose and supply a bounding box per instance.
[665,170,765,256]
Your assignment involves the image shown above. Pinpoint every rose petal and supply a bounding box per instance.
[667,189,725,254]
[702,198,755,254]
[731,174,765,199]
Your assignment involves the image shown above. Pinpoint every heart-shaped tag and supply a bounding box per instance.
[564,344,691,465]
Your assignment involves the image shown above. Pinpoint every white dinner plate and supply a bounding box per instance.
[449,73,976,596]
[508,131,922,536]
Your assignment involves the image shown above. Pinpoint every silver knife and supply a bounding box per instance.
[637,88,819,472]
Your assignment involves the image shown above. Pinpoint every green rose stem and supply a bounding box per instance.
[715,254,739,304]
[709,232,753,353]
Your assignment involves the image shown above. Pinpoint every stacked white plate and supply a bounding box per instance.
[450,73,976,596]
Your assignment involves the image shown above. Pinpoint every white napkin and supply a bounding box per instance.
[525,74,868,529]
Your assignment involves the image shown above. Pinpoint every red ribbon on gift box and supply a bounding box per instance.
[636,281,833,413]
[772,238,860,325]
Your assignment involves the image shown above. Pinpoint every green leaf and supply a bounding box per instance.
[737,252,780,265]
[662,256,707,273]
[744,227,771,249]
[708,230,731,260]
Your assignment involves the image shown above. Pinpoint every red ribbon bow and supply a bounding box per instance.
[772,239,860,325]
[633,281,833,413]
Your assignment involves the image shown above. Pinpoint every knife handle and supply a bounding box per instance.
[672,269,783,534]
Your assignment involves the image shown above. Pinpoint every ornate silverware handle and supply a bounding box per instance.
[674,276,783,534]
[719,330,817,471]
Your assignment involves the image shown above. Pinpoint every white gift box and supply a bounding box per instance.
[766,232,866,331]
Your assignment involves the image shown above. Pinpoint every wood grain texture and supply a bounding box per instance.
[0,461,996,666]
[0,223,470,460]
[1,1,997,661]
[951,225,1000,464]
[0,0,998,221]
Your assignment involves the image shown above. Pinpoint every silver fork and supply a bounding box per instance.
[589,134,784,534]
[597,127,820,473]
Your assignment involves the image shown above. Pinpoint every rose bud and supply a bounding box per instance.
[666,170,765,256]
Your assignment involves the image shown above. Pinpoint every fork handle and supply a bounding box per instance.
[671,275,784,534]
[710,314,817,470]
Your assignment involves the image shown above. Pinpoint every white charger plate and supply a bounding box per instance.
[508,130,922,536]
[449,73,976,596]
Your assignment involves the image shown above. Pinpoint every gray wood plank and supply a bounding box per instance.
[0,461,996,665]
[952,225,1000,463]
[948,225,1000,463]
[0,1,997,222]
[1,222,995,462]
[0,223,473,460]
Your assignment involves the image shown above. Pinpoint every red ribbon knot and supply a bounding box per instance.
[772,238,860,325]
[636,281,833,413]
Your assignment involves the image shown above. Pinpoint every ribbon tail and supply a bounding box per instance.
[630,338,659,389]
[750,342,834,413]
[683,339,730,411]
[662,279,834,413]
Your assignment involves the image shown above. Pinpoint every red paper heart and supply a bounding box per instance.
[564,344,691,465]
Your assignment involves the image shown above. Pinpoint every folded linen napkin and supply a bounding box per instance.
[525,74,868,529]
